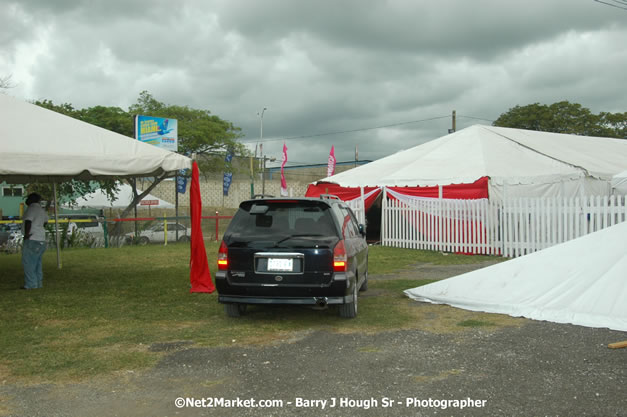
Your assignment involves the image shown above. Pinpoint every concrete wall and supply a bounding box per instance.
[151,178,312,209]
[140,160,370,210]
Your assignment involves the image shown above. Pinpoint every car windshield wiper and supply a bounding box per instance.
[274,234,325,246]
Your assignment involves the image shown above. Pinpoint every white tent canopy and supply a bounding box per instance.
[611,170,627,195]
[316,125,627,200]
[0,93,191,183]
[405,221,627,331]
[0,93,191,267]
[71,183,174,209]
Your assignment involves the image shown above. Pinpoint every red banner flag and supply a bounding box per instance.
[189,161,215,293]
[327,145,336,177]
[280,143,288,196]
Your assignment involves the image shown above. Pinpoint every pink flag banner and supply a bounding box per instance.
[280,143,288,196]
[327,145,336,177]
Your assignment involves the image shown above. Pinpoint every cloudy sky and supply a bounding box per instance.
[2,0,626,167]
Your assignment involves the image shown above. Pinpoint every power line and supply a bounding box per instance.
[241,115,451,143]
[243,114,495,145]
[458,115,494,123]
[593,0,627,10]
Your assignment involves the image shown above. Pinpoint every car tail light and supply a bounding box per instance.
[333,240,347,272]
[218,240,229,270]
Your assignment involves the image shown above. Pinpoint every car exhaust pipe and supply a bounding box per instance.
[314,297,328,307]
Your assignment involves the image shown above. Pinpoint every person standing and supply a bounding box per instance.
[66,220,78,245]
[21,193,48,289]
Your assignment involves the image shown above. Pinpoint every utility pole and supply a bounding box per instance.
[258,108,267,196]
[259,143,263,182]
[251,108,267,198]
[452,110,456,133]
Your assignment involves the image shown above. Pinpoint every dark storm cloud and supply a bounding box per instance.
[2,0,627,165]
[217,0,624,59]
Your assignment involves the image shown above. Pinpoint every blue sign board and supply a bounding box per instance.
[135,115,178,152]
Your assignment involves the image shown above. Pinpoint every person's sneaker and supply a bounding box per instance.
[20,286,34,290]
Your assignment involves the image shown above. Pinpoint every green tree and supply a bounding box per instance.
[129,91,246,171]
[493,101,627,138]
[79,105,134,136]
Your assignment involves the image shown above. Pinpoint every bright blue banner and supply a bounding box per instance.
[223,173,233,196]
[223,150,234,196]
[135,115,178,152]
[176,170,188,194]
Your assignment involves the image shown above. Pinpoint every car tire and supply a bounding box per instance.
[339,280,358,319]
[225,303,246,317]
[178,235,191,243]
[138,236,150,246]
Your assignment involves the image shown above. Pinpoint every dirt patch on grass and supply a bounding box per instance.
[370,259,503,281]
[148,341,195,352]
[402,302,525,334]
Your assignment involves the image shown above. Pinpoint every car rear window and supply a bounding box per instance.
[225,200,339,246]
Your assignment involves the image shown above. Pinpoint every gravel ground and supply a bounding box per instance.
[1,262,626,417]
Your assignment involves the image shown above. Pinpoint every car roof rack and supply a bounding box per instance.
[319,194,341,201]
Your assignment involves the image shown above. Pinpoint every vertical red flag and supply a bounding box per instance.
[190,161,215,293]
[280,142,288,196]
[327,145,336,177]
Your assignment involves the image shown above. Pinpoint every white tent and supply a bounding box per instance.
[611,170,627,195]
[314,125,627,201]
[0,93,191,266]
[404,221,627,331]
[72,183,174,209]
[0,93,190,183]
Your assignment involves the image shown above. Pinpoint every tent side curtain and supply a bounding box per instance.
[386,176,489,200]
[305,183,382,210]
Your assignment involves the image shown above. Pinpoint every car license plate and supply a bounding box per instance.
[268,258,293,272]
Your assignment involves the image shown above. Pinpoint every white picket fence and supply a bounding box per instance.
[501,195,627,257]
[382,196,500,255]
[381,193,627,258]
[345,198,366,225]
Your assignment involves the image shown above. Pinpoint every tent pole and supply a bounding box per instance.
[175,173,179,241]
[53,182,62,269]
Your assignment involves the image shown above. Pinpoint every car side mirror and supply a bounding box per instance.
[358,224,366,237]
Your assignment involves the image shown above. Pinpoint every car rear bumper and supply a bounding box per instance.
[215,270,353,304]
[217,294,353,305]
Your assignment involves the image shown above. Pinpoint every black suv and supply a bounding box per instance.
[216,196,368,318]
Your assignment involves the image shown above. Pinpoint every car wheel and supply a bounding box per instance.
[138,236,150,246]
[339,280,358,319]
[178,235,191,243]
[225,303,246,317]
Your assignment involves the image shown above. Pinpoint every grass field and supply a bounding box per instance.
[0,243,519,383]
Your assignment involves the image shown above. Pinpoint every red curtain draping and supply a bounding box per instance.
[190,161,215,293]
[386,177,489,200]
[305,183,382,210]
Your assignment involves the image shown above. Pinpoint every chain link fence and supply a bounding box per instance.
[1,207,235,253]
